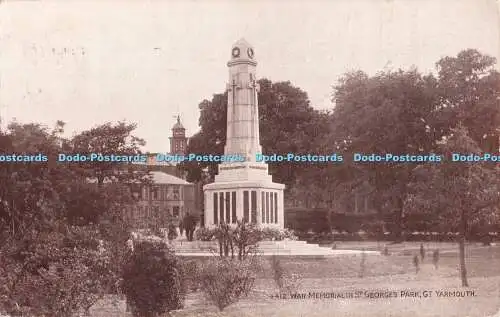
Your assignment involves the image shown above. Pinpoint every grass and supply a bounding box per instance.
[89,242,500,317]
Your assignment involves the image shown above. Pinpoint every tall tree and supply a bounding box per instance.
[330,49,500,237]
[330,68,439,239]
[180,79,329,188]
[0,120,140,316]
[404,126,500,287]
[432,49,500,147]
[70,121,151,187]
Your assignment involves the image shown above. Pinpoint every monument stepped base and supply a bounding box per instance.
[171,240,378,257]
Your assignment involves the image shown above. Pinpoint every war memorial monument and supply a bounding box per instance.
[171,39,370,257]
[203,38,285,229]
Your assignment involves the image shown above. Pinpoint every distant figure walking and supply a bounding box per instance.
[413,255,420,274]
[432,249,440,270]
[179,218,184,238]
[420,243,425,261]
[183,212,197,241]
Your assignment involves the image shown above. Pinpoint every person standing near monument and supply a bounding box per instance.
[179,217,184,238]
[183,212,196,241]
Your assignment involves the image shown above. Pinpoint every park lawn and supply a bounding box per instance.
[90,244,500,317]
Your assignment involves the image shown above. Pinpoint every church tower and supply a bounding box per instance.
[169,115,187,155]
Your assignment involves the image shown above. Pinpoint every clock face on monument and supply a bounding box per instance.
[232,47,240,58]
[247,48,254,59]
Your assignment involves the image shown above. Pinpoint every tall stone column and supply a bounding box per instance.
[237,190,244,222]
[203,39,285,229]
[278,191,285,228]
[256,189,262,226]
[204,191,212,226]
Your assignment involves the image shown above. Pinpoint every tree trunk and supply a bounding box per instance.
[392,198,404,242]
[224,239,229,256]
[458,235,468,287]
[459,209,469,287]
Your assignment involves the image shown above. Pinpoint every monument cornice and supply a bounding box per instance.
[227,59,257,67]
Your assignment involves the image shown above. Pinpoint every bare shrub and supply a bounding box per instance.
[232,221,261,260]
[198,257,256,311]
[215,222,235,258]
[269,255,302,294]
[214,220,262,260]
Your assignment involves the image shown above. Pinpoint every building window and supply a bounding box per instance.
[214,193,218,224]
[131,185,141,200]
[173,186,180,200]
[152,206,159,221]
[173,206,180,217]
[159,186,165,200]
[151,187,159,200]
[135,206,142,221]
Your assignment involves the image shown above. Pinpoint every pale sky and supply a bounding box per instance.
[0,0,499,152]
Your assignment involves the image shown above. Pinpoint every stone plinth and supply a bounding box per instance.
[204,177,285,229]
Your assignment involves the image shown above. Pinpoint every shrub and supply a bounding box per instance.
[215,223,235,258]
[213,221,262,260]
[198,257,257,311]
[270,255,285,290]
[259,228,298,241]
[182,260,200,292]
[269,255,302,294]
[122,240,185,317]
[0,227,109,317]
[168,223,178,241]
[232,221,261,260]
[195,227,216,241]
[282,228,299,240]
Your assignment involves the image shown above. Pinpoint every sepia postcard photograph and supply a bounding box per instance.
[0,0,500,316]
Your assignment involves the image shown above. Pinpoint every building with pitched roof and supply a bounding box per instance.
[127,116,202,230]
